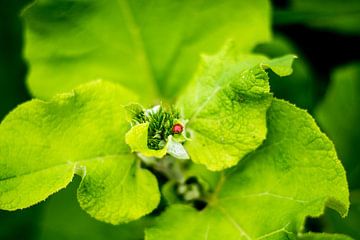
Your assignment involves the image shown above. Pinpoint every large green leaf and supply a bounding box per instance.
[22,0,271,101]
[177,45,295,170]
[0,80,160,224]
[145,99,349,240]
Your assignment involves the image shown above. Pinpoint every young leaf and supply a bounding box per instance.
[0,80,160,224]
[22,0,271,101]
[166,136,189,160]
[125,122,168,158]
[177,44,296,170]
[145,99,349,239]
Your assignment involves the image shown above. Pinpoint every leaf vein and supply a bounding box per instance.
[117,0,158,96]
[256,222,291,239]
[217,206,252,240]
[220,192,309,204]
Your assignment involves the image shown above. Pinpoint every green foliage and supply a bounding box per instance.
[126,123,168,158]
[22,0,271,101]
[0,43,350,238]
[127,105,180,150]
[0,81,160,224]
[177,44,295,170]
[145,99,349,240]
[0,0,354,239]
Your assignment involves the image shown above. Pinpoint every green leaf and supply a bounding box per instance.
[125,122,168,158]
[255,35,316,110]
[177,44,296,170]
[0,80,160,224]
[166,136,189,160]
[145,99,349,240]
[77,155,159,224]
[124,103,144,123]
[315,63,360,189]
[262,54,297,76]
[22,0,271,101]
[298,232,353,240]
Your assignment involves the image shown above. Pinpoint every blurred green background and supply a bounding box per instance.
[0,0,359,239]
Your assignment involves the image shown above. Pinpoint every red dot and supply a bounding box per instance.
[172,123,183,134]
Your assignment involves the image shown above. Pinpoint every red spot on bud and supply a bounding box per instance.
[172,123,183,134]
